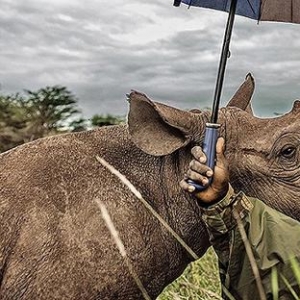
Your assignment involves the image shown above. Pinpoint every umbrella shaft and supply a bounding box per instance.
[211,0,238,123]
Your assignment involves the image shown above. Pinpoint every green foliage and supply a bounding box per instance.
[22,86,80,138]
[159,252,300,299]
[0,86,125,152]
[158,247,222,300]
[91,114,124,127]
[68,118,89,132]
[0,93,30,152]
[0,86,84,152]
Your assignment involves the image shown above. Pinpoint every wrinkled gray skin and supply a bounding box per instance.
[1,74,300,299]
[225,100,300,220]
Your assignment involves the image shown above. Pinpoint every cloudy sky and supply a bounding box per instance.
[1,0,300,119]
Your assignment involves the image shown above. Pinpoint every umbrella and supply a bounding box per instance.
[173,0,300,190]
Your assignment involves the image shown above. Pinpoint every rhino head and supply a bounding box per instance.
[224,92,300,220]
[128,73,300,221]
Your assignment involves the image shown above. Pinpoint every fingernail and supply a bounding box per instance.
[188,186,195,193]
[206,170,213,177]
[199,157,206,163]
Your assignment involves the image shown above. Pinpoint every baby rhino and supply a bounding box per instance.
[1,74,300,299]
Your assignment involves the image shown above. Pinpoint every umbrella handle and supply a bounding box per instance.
[187,123,220,191]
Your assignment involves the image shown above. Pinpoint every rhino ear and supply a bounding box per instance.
[227,73,255,115]
[128,91,201,156]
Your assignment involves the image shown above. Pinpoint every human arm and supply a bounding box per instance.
[180,138,300,299]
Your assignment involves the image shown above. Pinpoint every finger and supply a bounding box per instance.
[179,179,196,193]
[189,160,213,177]
[191,146,206,163]
[215,137,226,167]
[186,169,210,186]
[216,137,225,155]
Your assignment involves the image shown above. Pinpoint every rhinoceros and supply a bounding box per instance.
[0,74,299,299]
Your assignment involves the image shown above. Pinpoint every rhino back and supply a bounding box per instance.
[0,125,173,299]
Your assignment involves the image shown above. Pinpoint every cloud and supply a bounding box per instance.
[0,0,299,119]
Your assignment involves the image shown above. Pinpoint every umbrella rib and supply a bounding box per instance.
[245,0,256,18]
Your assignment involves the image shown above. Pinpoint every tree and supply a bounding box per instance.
[91,114,124,127]
[69,118,89,132]
[0,86,86,152]
[23,86,81,139]
[0,86,124,153]
[0,94,29,152]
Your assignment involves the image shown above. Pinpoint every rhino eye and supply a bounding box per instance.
[280,146,296,159]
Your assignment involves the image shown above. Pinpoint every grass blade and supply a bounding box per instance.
[96,155,199,260]
[279,273,300,300]
[271,266,279,300]
[95,199,151,300]
[232,209,266,300]
[290,256,300,288]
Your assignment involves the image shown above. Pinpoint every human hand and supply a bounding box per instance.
[180,137,229,205]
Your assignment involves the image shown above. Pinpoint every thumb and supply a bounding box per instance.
[215,137,226,167]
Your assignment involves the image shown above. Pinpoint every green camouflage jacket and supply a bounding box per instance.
[200,186,300,300]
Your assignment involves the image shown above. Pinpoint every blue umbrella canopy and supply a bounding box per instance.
[174,0,300,191]
[179,0,300,23]
[181,0,260,20]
